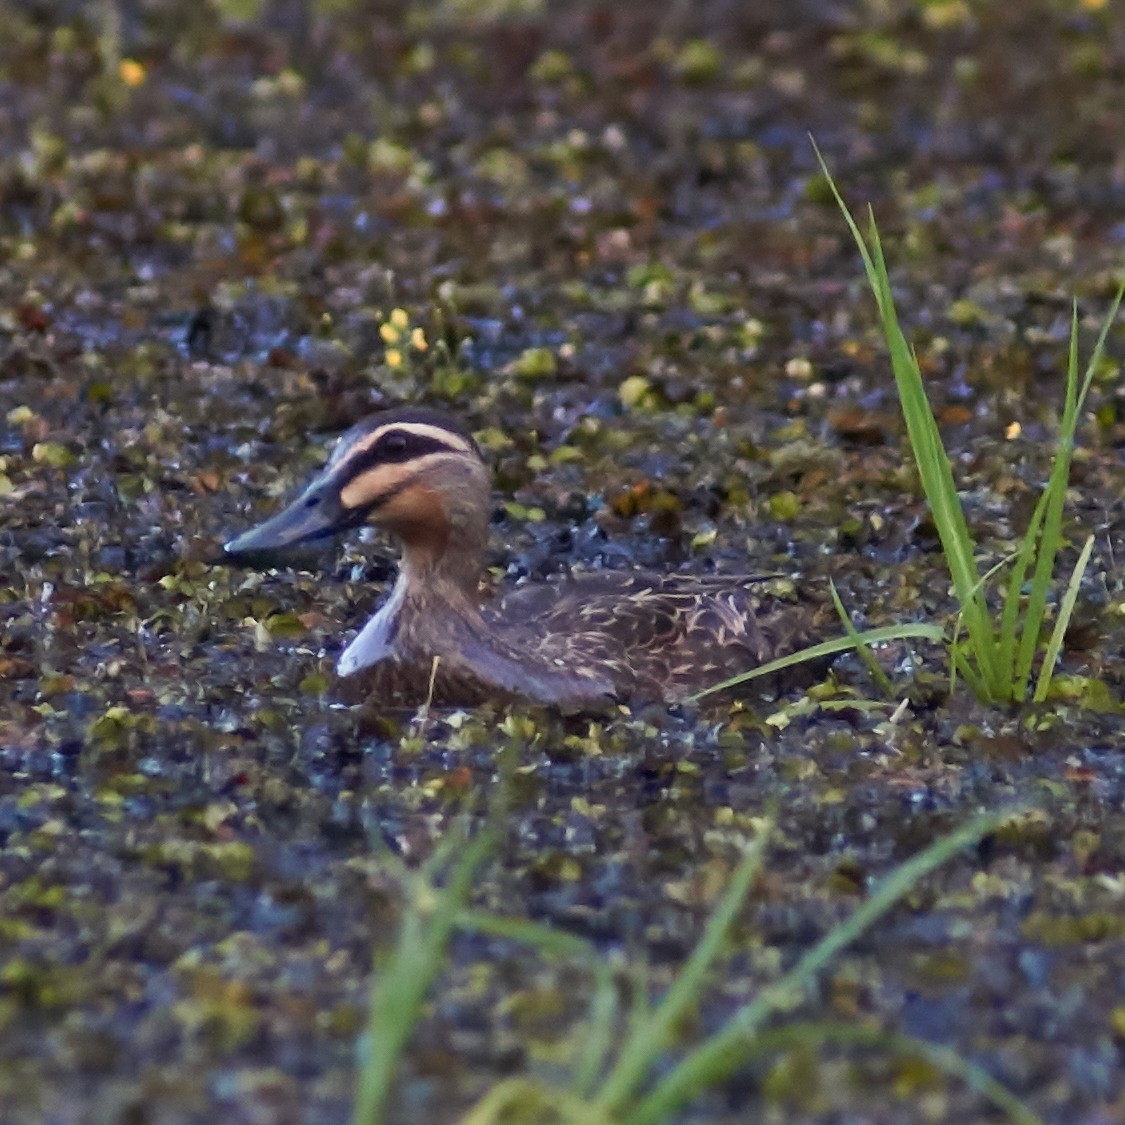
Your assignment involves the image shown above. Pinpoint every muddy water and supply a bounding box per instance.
[1,3,1124,1123]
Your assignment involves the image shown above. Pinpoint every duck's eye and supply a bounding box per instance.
[380,432,410,459]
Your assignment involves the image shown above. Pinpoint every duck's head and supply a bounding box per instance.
[224,407,490,583]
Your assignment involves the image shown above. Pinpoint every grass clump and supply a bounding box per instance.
[815,143,1122,705]
[353,805,1038,1125]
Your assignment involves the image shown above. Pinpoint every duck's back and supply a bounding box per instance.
[492,570,821,702]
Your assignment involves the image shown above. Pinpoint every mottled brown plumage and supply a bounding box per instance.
[224,408,823,708]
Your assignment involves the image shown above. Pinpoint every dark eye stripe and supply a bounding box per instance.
[347,432,459,475]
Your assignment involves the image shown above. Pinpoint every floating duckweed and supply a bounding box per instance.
[32,442,75,468]
[784,357,814,380]
[769,491,801,520]
[921,1,973,30]
[299,672,331,695]
[530,48,573,82]
[1043,674,1118,712]
[617,374,653,409]
[367,138,416,173]
[948,298,989,326]
[405,41,435,73]
[265,611,306,638]
[500,714,538,742]
[688,283,736,317]
[739,318,766,347]
[473,427,512,451]
[474,147,530,189]
[503,501,546,523]
[626,262,673,290]
[1021,911,1125,945]
[512,347,557,379]
[209,842,256,882]
[549,445,582,464]
[673,38,723,82]
[88,705,132,745]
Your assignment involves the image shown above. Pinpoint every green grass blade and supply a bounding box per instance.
[1075,284,1125,413]
[1033,533,1094,703]
[729,1021,1042,1125]
[689,623,944,701]
[872,266,998,685]
[593,824,772,1114]
[571,959,621,1099]
[457,908,602,961]
[812,143,1000,695]
[626,805,1020,1125]
[997,486,1052,688]
[1014,303,1081,695]
[1014,288,1121,696]
[829,579,895,698]
[951,644,986,700]
[455,908,618,1099]
[352,823,497,1125]
[462,1078,613,1125]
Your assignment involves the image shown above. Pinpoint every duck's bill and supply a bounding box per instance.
[224,482,358,557]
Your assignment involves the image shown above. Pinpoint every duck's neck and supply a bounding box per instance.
[397,509,488,606]
[336,524,485,677]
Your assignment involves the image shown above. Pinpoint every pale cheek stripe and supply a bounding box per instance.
[339,464,410,511]
[338,450,463,511]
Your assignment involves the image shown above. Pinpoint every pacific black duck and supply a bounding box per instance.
[223,407,822,707]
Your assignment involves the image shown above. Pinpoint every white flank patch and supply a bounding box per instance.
[337,578,406,675]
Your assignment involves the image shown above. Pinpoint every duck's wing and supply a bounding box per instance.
[498,570,819,700]
[501,571,792,651]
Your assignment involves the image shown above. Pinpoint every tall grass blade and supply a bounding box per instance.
[352,822,497,1125]
[829,579,895,697]
[456,908,618,1099]
[462,1078,613,1125]
[812,142,1000,696]
[1016,287,1123,696]
[814,139,1122,704]
[1033,533,1095,703]
[572,959,622,1099]
[1014,303,1081,696]
[997,486,1052,691]
[690,622,944,701]
[626,805,1019,1125]
[730,1021,1042,1125]
[593,824,772,1114]
[869,223,999,693]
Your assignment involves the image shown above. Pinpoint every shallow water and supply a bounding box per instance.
[2,2,1125,1122]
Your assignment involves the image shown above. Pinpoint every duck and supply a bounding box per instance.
[223,407,823,708]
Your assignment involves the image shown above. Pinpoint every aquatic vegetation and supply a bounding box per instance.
[353,803,1037,1125]
[818,148,1123,706]
[4,4,1125,1124]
